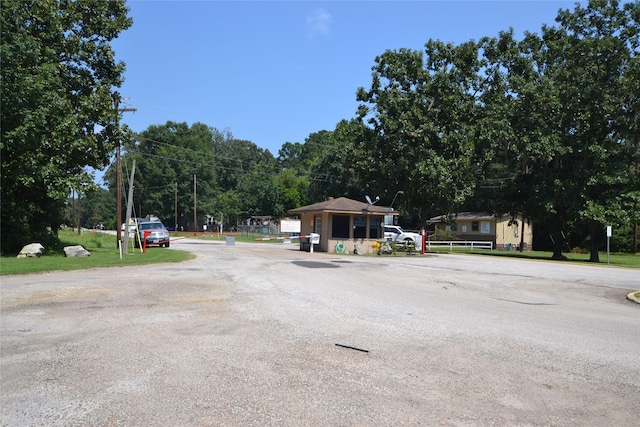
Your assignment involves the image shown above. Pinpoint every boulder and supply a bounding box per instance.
[63,245,91,257]
[17,243,44,258]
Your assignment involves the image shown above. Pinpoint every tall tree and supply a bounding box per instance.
[484,0,639,260]
[237,171,284,218]
[354,40,494,225]
[79,187,116,230]
[214,137,277,192]
[117,121,219,229]
[277,130,361,205]
[1,0,132,253]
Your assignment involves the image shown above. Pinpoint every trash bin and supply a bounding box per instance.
[225,235,235,246]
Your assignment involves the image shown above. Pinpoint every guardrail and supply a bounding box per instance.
[425,240,494,251]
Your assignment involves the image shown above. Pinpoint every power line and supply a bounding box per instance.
[135,134,342,168]
[127,150,336,183]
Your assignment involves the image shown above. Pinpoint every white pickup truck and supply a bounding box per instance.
[383,225,422,249]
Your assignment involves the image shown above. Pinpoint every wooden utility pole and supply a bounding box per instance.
[113,92,136,246]
[77,189,81,235]
[71,188,75,230]
[634,157,638,254]
[174,182,178,231]
[193,174,197,234]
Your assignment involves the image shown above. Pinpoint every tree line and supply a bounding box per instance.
[2,0,638,259]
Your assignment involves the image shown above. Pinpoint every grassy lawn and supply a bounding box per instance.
[0,229,193,275]
[174,231,288,244]
[424,247,640,269]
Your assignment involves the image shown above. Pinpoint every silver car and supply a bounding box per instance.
[136,221,170,248]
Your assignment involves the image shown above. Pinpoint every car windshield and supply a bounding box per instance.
[140,222,164,230]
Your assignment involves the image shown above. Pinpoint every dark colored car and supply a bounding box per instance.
[136,221,170,248]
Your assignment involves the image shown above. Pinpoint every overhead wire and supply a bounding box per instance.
[127,135,341,183]
[127,150,335,183]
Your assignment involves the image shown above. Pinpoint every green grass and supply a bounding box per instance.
[424,247,640,268]
[0,229,193,275]
[182,231,297,244]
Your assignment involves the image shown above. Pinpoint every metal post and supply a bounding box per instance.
[123,160,136,254]
[606,225,612,265]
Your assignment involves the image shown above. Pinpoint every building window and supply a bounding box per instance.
[472,221,479,231]
[369,217,382,239]
[331,215,350,238]
[354,216,366,238]
[481,221,491,234]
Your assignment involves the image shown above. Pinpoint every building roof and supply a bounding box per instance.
[288,197,398,215]
[429,212,496,222]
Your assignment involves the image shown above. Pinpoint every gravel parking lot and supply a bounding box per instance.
[2,239,639,426]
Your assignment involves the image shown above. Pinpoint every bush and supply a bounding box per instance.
[433,228,456,241]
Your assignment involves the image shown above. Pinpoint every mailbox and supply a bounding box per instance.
[309,233,320,244]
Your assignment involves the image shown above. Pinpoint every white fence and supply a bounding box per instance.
[425,240,493,251]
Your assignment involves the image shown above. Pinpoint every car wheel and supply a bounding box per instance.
[165,242,170,248]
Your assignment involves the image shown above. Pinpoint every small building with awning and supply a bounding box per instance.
[287,197,398,254]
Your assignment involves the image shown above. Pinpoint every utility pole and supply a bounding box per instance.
[71,188,75,231]
[113,92,137,246]
[634,156,638,254]
[174,182,178,231]
[76,189,81,235]
[193,174,197,234]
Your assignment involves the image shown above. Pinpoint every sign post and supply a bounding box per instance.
[606,225,612,265]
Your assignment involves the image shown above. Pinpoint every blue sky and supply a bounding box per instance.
[112,0,581,156]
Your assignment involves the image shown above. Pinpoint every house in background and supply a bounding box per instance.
[288,197,398,254]
[428,212,533,251]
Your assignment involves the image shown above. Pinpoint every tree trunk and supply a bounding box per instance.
[589,220,601,263]
[552,236,565,259]
[519,213,526,252]
[549,216,566,260]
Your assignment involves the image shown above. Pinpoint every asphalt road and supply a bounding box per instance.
[1,239,639,426]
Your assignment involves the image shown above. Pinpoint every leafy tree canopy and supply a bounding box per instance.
[350,0,639,257]
[1,0,132,253]
[479,0,639,259]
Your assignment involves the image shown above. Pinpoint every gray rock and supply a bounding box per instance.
[63,245,91,257]
[17,243,44,258]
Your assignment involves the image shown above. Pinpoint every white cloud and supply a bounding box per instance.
[306,8,332,38]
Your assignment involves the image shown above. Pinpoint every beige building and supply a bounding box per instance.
[429,212,533,251]
[288,197,398,254]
